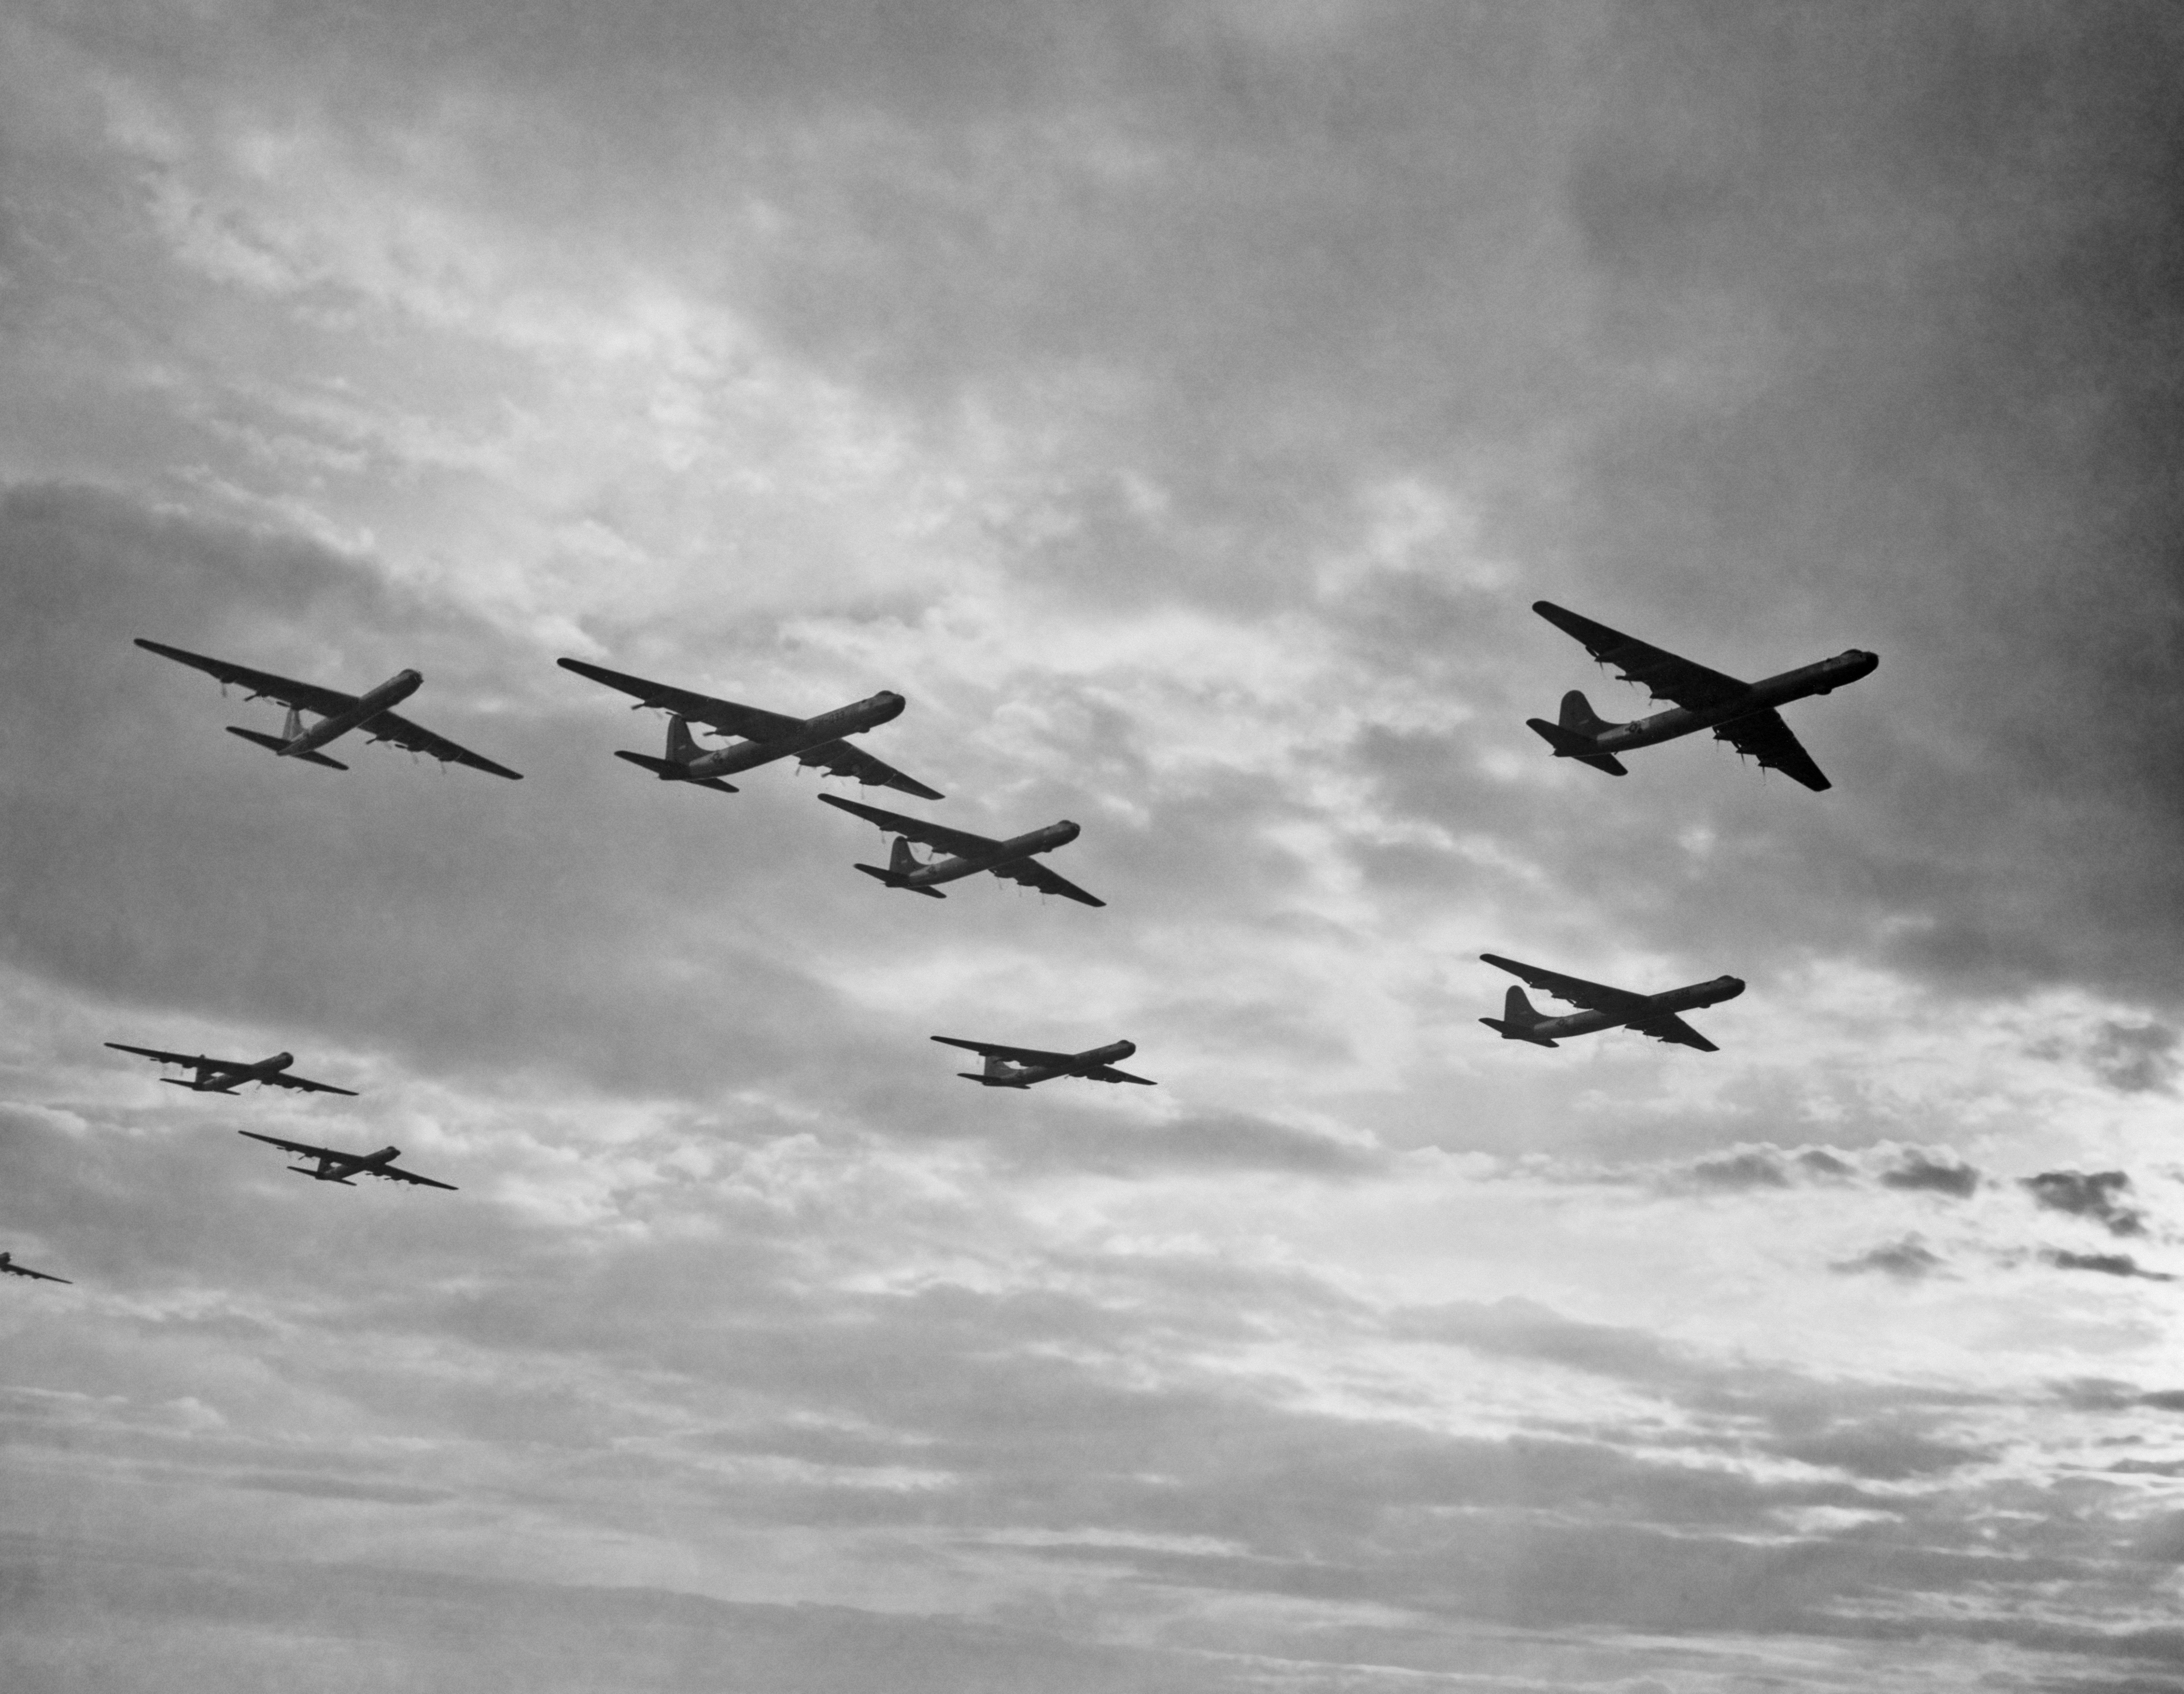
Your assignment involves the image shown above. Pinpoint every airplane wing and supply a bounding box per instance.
[1711,708,1831,792]
[260,1070,359,1097]
[989,857,1106,908]
[557,658,803,740]
[376,1163,457,1191]
[816,793,999,859]
[238,1129,345,1161]
[1532,603,1750,711]
[931,1036,1077,1066]
[106,1041,223,1073]
[1084,1066,1156,1086]
[360,709,523,780]
[794,740,944,801]
[1626,1013,1718,1052]
[1,1260,71,1283]
[135,639,357,716]
[1480,953,1650,1015]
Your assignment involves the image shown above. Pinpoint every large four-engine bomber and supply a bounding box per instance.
[1526,601,1877,790]
[18,604,1875,1286]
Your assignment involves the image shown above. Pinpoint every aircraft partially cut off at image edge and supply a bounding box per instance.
[0,1252,71,1284]
[1479,953,1745,1051]
[134,639,522,779]
[238,1132,457,1190]
[932,1036,1155,1088]
[557,657,942,799]
[1526,601,1877,790]
[107,1042,358,1096]
[818,793,1104,907]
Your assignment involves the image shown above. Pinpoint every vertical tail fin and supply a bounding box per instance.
[665,716,702,766]
[1525,692,1629,776]
[1480,986,1560,1046]
[889,836,922,877]
[1559,691,1614,733]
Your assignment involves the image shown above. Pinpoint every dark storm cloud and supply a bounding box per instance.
[2024,1171,2146,1237]
[1518,1,2184,1005]
[1879,1152,1980,1198]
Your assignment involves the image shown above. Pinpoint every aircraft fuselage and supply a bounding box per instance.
[1526,976,1745,1043]
[684,692,905,778]
[171,1051,295,1091]
[292,1145,401,1184]
[1586,651,1877,755]
[900,821,1082,890]
[283,670,422,756]
[981,1039,1137,1087]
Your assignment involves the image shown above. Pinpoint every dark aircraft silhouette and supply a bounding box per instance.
[818,794,1103,906]
[1479,953,1744,1051]
[107,1042,357,1096]
[239,1132,456,1189]
[558,657,942,799]
[932,1036,1155,1088]
[1526,602,1876,790]
[0,1251,70,1284]
[135,639,522,778]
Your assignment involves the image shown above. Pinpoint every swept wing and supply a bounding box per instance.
[1479,954,1651,1015]
[136,639,354,715]
[238,1131,457,1189]
[932,1036,1076,1066]
[1531,603,1750,711]
[989,856,1106,908]
[817,793,1001,859]
[1626,1013,1718,1053]
[354,709,522,781]
[137,639,521,780]
[1710,708,1830,791]
[558,658,940,799]
[1,1258,71,1283]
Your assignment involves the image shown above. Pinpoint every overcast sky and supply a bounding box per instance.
[5,4,2184,1690]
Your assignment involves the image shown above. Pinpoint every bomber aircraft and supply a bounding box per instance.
[818,793,1103,906]
[1526,602,1877,790]
[107,1042,358,1096]
[0,1252,71,1285]
[135,639,522,778]
[238,1131,456,1190]
[1479,953,1744,1052]
[932,1035,1155,1088]
[558,657,942,799]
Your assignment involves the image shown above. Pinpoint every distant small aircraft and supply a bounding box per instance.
[238,1131,456,1189]
[107,1042,358,1096]
[135,638,522,779]
[932,1036,1155,1088]
[557,657,942,799]
[1479,953,1744,1052]
[817,794,1103,906]
[1526,602,1877,790]
[0,1251,71,1284]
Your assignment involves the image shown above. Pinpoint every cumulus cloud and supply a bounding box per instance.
[2041,1250,2174,1283]
[1877,1152,1980,1199]
[1832,1239,1945,1282]
[2022,1171,2146,1237]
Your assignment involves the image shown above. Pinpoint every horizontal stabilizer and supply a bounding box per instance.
[958,1072,1031,1087]
[1524,719,1627,776]
[287,1167,355,1184]
[613,750,739,791]
[1479,1017,1559,1048]
[226,726,347,769]
[855,863,946,898]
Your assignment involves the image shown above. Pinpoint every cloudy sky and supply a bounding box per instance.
[5,3,2183,1689]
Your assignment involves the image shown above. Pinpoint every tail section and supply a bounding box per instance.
[854,840,947,898]
[225,726,348,769]
[889,837,922,878]
[613,723,738,790]
[959,1055,1030,1087]
[1524,696,1628,777]
[1480,986,1560,1047]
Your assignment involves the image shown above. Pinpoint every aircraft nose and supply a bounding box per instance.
[1055,820,1081,843]
[1113,1040,1136,1059]
[874,691,906,719]
[1848,650,1879,676]
[1719,977,1747,1000]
